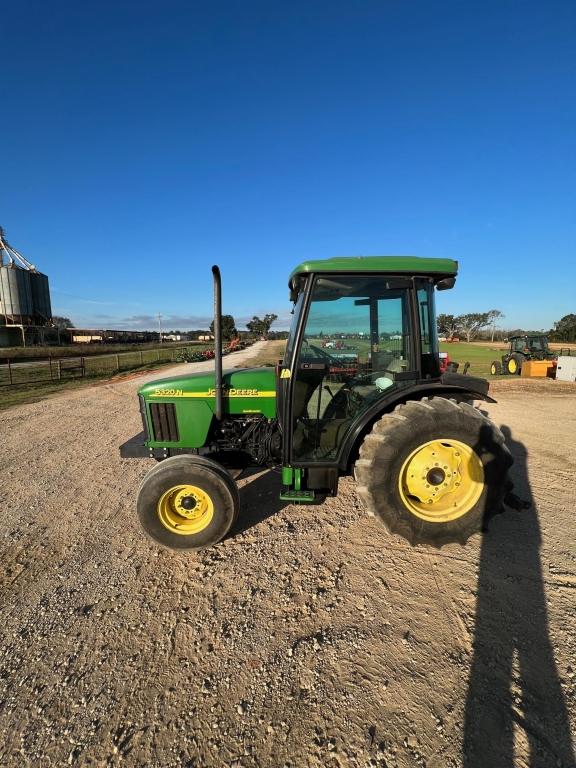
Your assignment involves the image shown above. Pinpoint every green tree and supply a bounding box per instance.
[551,313,576,342]
[452,309,504,342]
[210,314,237,341]
[437,314,460,337]
[246,313,278,339]
[456,312,490,343]
[486,309,505,341]
[52,316,74,329]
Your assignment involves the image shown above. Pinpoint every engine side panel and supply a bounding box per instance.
[139,367,277,449]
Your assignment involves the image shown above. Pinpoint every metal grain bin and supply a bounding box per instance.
[29,270,52,319]
[0,264,33,319]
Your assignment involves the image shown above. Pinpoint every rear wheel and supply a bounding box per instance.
[137,455,239,550]
[354,397,512,547]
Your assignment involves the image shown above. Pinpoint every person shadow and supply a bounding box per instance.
[463,425,575,767]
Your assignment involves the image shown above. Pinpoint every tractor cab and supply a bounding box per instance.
[277,257,488,499]
[509,334,551,358]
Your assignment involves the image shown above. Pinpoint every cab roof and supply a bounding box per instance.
[289,256,458,289]
[509,334,549,340]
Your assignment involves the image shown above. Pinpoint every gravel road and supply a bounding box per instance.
[1,347,574,768]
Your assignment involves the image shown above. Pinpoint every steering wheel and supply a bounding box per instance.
[321,378,367,420]
[301,340,341,366]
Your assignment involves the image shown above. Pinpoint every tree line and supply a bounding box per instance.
[51,314,282,341]
[437,311,576,343]
[209,313,279,340]
[549,314,576,343]
[55,309,576,344]
[437,310,504,342]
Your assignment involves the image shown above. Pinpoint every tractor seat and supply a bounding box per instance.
[373,356,408,391]
[375,376,394,391]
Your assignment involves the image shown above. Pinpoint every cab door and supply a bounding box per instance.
[287,274,416,465]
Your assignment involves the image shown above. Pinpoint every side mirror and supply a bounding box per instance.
[436,277,456,291]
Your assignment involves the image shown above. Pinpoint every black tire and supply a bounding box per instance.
[507,354,523,375]
[137,455,239,550]
[490,361,502,376]
[354,397,513,547]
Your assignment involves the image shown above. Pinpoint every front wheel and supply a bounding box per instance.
[137,455,239,550]
[354,397,512,547]
[507,355,522,375]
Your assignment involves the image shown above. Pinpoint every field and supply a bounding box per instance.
[0,341,574,767]
[0,340,210,360]
[439,341,506,377]
[0,339,562,414]
[0,344,213,411]
[244,338,514,378]
[2,338,572,414]
[440,341,576,378]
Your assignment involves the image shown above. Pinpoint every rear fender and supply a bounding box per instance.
[338,383,497,472]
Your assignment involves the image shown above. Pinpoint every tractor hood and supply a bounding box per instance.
[138,366,277,418]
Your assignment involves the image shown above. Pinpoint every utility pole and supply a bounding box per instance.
[157,313,163,344]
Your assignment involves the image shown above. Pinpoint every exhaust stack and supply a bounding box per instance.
[211,265,223,421]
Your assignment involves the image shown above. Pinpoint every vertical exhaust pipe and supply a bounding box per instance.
[211,265,223,421]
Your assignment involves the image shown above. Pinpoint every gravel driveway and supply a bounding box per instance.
[0,348,574,767]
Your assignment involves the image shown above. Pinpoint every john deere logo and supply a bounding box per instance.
[208,387,259,397]
[150,387,275,398]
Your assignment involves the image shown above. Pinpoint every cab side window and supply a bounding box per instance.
[291,276,415,462]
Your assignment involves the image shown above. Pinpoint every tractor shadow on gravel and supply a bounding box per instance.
[463,425,575,768]
[229,469,288,538]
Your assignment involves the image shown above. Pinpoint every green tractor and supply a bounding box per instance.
[121,257,512,550]
[490,334,554,376]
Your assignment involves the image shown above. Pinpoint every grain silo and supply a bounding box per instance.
[0,226,53,326]
[0,262,34,318]
[29,270,52,320]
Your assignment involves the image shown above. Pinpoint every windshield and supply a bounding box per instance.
[529,338,546,351]
[291,275,415,462]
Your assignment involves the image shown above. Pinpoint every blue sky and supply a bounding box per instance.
[1,0,575,332]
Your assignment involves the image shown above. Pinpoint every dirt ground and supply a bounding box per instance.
[0,344,574,768]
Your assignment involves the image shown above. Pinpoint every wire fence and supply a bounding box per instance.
[0,345,206,388]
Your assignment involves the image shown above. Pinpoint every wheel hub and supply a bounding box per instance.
[426,468,446,486]
[157,484,214,535]
[399,439,484,522]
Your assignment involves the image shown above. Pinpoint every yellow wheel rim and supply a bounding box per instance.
[490,363,496,375]
[508,358,517,373]
[398,439,484,523]
[157,484,214,536]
